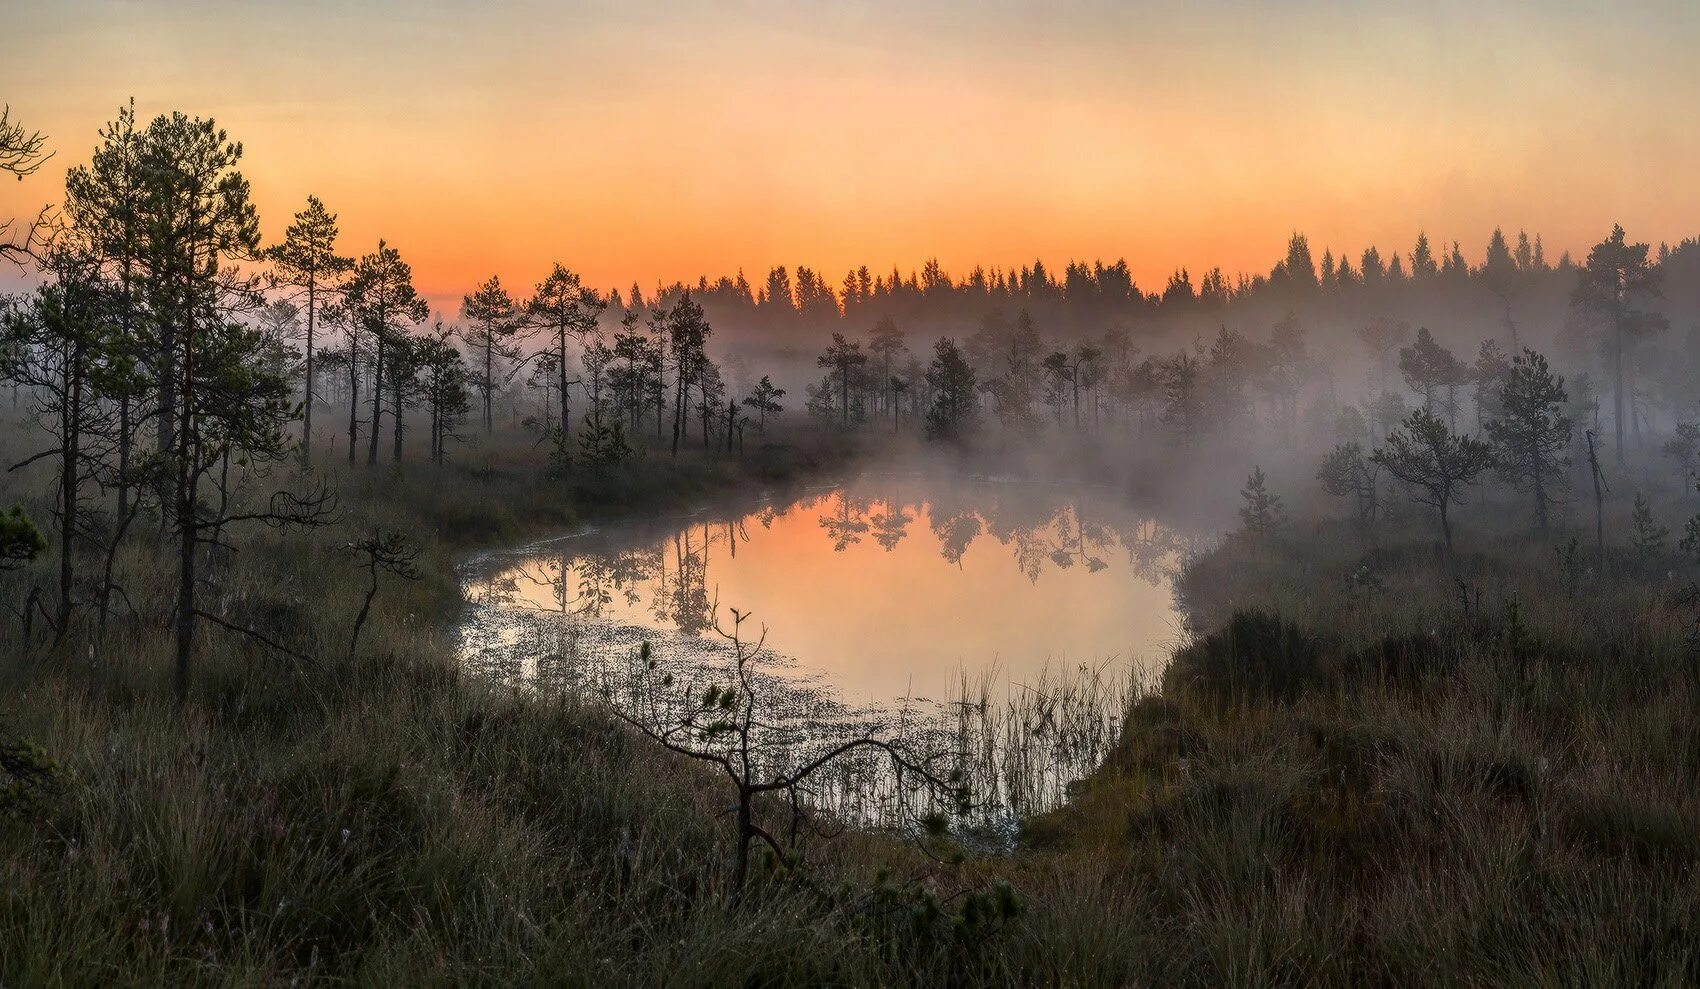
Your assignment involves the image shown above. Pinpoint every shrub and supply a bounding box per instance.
[1163,610,1327,703]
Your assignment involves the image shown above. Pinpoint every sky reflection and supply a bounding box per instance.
[463,476,1190,704]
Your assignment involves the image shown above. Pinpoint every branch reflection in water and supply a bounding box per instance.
[459,475,1192,825]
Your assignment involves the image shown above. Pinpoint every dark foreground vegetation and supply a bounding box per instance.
[10,433,1700,984]
[1036,501,1700,984]
[7,97,1700,985]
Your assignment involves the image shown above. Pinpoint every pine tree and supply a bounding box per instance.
[266,196,349,463]
[62,101,146,522]
[415,323,469,465]
[0,505,45,570]
[1572,225,1668,465]
[1,270,135,639]
[867,315,905,415]
[1410,232,1438,280]
[343,241,428,467]
[1158,351,1203,445]
[1238,466,1284,534]
[1480,227,1522,349]
[1398,327,1460,415]
[1355,317,1410,394]
[664,293,711,455]
[1662,421,1700,492]
[526,264,606,449]
[460,275,519,434]
[1373,408,1492,550]
[817,333,869,428]
[742,375,785,433]
[1472,339,1512,430]
[1631,493,1668,555]
[923,338,978,442]
[1317,443,1378,525]
[1281,232,1318,292]
[1485,349,1571,529]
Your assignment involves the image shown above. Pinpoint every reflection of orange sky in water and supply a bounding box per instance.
[497,484,1186,704]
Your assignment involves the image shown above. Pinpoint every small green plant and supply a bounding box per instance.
[1681,484,1700,561]
[1555,535,1585,596]
[1499,598,1538,681]
[847,871,1023,955]
[0,725,57,815]
[575,412,633,473]
[1165,610,1325,702]
[1239,465,1285,535]
[1631,492,1668,555]
[0,504,46,570]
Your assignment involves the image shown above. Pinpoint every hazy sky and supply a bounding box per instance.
[4,0,1697,308]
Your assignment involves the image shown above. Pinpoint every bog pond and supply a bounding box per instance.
[458,474,1192,820]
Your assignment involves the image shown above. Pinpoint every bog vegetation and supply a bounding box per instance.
[4,100,1700,983]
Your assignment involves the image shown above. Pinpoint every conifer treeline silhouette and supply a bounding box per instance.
[610,229,1700,341]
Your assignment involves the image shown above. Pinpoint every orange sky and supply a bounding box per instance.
[5,1,1698,311]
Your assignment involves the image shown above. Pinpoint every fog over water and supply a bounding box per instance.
[459,473,1191,711]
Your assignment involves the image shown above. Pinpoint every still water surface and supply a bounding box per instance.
[459,474,1189,710]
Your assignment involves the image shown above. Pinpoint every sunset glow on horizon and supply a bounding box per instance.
[7,0,1698,311]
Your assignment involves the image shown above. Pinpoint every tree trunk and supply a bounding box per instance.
[346,344,359,466]
[1532,434,1547,529]
[557,326,570,442]
[303,275,316,464]
[671,374,684,455]
[392,372,404,462]
[56,337,84,644]
[701,375,713,451]
[173,319,197,704]
[158,321,177,458]
[368,334,384,466]
[117,254,134,520]
[1587,430,1606,569]
[117,394,131,522]
[483,333,494,433]
[1612,299,1625,466]
[731,793,752,903]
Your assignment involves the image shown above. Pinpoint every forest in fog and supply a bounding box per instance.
[6,84,1700,985]
[9,99,1700,556]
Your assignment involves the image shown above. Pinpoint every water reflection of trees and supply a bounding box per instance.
[814,485,1178,585]
[868,498,913,550]
[654,525,714,635]
[475,485,1190,637]
[818,494,871,550]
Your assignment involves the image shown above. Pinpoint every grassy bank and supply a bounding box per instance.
[0,434,978,985]
[1030,507,1700,984]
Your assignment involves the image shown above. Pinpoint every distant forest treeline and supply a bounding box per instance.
[619,229,1700,353]
[617,225,1700,467]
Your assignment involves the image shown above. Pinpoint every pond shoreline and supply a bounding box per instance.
[455,468,1195,822]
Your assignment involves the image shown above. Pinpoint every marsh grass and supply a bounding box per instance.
[6,413,1700,982]
[0,429,1091,986]
[1023,505,1700,984]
